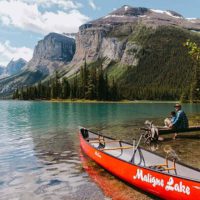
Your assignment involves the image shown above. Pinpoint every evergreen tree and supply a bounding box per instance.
[104,74,109,100]
[70,73,78,99]
[78,57,89,99]
[97,64,104,100]
[85,71,96,99]
[62,78,70,99]
[110,79,119,100]
[37,81,42,99]
[51,71,61,99]
[13,88,19,99]
[184,40,200,102]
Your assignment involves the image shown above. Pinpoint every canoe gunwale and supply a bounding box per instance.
[81,128,200,183]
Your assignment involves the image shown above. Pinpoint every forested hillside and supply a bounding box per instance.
[109,26,200,100]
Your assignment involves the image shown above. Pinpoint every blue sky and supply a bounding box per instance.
[0,0,200,66]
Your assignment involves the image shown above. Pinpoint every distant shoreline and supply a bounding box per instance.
[2,99,198,104]
[47,99,179,104]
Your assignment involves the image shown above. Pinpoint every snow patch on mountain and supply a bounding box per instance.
[104,14,132,19]
[124,5,130,11]
[150,9,182,19]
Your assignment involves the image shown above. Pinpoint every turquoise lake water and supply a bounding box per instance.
[0,101,200,200]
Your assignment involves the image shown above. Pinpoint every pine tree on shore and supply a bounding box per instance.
[184,40,200,102]
[62,78,70,99]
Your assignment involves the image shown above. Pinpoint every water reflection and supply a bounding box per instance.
[80,151,158,200]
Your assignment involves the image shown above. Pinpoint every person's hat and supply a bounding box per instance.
[174,103,181,108]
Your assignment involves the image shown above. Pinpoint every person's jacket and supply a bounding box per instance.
[172,110,189,129]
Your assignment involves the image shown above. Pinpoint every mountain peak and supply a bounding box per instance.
[82,5,200,32]
[122,5,132,11]
[6,58,27,75]
[111,5,149,16]
[9,58,27,64]
[0,58,27,78]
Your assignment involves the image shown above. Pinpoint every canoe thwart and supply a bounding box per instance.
[86,137,105,142]
[164,167,176,171]
[100,146,133,151]
[89,140,120,144]
[149,158,177,172]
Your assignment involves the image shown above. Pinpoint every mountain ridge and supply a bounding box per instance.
[0,58,27,79]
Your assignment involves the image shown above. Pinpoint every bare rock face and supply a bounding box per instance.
[121,42,141,66]
[33,33,75,61]
[72,28,105,64]
[28,32,75,75]
[72,28,127,63]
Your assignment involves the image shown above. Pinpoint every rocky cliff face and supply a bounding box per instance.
[27,33,75,75]
[65,5,200,76]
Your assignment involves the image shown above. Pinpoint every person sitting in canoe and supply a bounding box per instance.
[170,104,189,139]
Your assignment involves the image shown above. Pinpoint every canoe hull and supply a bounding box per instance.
[80,133,200,200]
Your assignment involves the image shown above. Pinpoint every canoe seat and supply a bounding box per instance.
[148,158,177,174]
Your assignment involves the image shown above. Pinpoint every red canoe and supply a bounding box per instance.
[79,127,200,200]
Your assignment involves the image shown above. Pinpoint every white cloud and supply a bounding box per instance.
[1,16,11,26]
[0,0,89,34]
[0,41,33,66]
[88,0,97,10]
[23,0,82,10]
